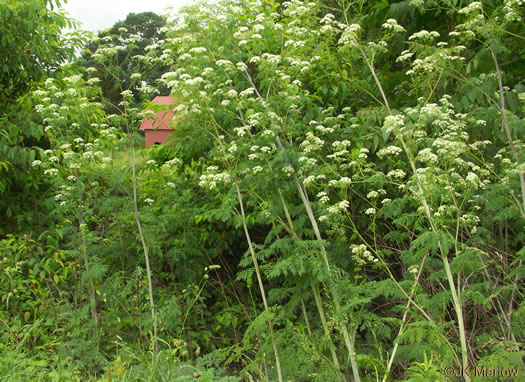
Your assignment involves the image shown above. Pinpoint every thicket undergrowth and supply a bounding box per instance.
[0,0,524,381]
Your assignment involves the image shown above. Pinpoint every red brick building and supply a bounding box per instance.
[139,96,177,147]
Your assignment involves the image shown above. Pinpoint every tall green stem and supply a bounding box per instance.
[311,284,341,370]
[101,56,158,353]
[289,169,360,382]
[234,180,283,382]
[210,119,282,379]
[129,133,158,354]
[486,32,525,217]
[122,101,158,354]
[355,35,471,381]
[382,255,427,382]
[242,67,360,381]
[269,150,342,372]
[78,192,98,340]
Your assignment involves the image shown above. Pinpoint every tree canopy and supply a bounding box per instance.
[80,11,170,112]
[0,0,85,106]
[0,0,87,230]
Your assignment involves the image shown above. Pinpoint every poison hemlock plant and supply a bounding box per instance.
[0,0,523,380]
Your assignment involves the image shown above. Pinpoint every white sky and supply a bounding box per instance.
[61,0,194,32]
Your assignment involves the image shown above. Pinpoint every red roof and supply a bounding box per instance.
[139,96,177,131]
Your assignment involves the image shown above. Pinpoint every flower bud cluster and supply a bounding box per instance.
[351,244,379,266]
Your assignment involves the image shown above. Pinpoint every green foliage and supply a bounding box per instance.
[1,0,524,380]
[0,0,88,233]
[79,11,170,112]
[406,352,447,382]
[0,234,73,321]
[0,0,86,104]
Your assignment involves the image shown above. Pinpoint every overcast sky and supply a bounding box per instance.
[61,0,194,32]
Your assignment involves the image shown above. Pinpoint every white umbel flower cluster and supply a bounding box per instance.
[351,244,378,266]
[377,145,403,158]
[382,19,406,33]
[408,30,440,42]
[300,132,324,153]
[199,166,231,190]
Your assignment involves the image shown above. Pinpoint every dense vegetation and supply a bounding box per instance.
[0,0,524,380]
